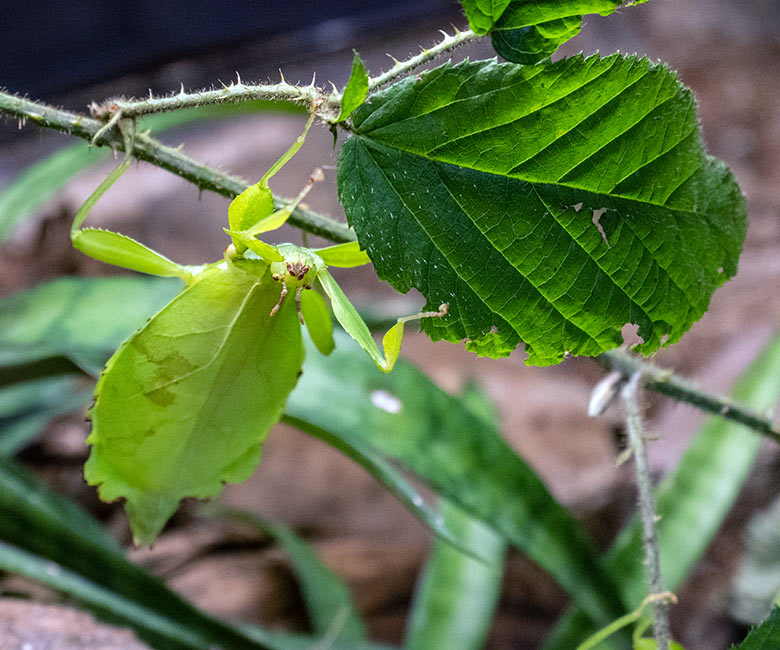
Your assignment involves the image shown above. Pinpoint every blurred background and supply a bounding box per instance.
[1,1,780,648]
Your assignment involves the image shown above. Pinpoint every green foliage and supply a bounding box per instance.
[287,332,625,626]
[211,508,367,644]
[405,499,506,650]
[336,51,369,122]
[731,608,780,650]
[458,1,649,64]
[338,54,746,365]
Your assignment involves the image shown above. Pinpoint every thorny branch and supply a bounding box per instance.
[599,348,780,445]
[86,28,479,124]
[620,373,671,650]
[0,91,354,243]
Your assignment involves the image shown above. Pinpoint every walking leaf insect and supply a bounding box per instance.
[71,113,447,545]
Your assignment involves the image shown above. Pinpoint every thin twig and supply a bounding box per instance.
[621,372,671,650]
[599,348,780,445]
[366,27,480,92]
[0,91,355,243]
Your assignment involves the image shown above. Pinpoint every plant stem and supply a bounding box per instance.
[90,80,338,122]
[600,348,780,445]
[366,28,480,92]
[621,372,671,650]
[0,91,354,243]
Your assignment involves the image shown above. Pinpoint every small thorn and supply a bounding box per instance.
[385,53,401,65]
[179,82,185,95]
[279,68,286,83]
[235,71,242,85]
[328,80,338,93]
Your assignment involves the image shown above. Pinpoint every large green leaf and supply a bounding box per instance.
[286,333,625,627]
[86,267,304,545]
[544,333,780,649]
[338,55,746,366]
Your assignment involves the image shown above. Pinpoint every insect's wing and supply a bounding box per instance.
[85,266,304,545]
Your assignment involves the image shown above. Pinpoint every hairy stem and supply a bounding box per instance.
[621,373,671,650]
[366,28,480,92]
[91,80,338,122]
[599,348,780,445]
[0,91,354,243]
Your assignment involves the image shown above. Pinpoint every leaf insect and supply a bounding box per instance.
[70,112,447,544]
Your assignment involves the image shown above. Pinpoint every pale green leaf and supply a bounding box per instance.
[86,267,304,544]
[336,51,369,123]
[405,500,506,650]
[338,55,746,366]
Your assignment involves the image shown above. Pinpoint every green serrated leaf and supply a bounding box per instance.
[337,55,746,366]
[86,267,304,544]
[336,51,369,123]
[287,332,625,627]
[460,0,624,62]
[731,608,780,650]
[491,15,582,64]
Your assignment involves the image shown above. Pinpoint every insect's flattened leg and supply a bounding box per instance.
[240,167,325,239]
[270,282,288,317]
[71,121,193,282]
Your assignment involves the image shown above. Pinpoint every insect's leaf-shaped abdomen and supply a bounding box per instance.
[85,265,304,544]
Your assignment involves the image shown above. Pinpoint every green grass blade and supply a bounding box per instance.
[208,507,367,644]
[405,499,506,650]
[286,333,625,627]
[0,276,180,376]
[0,458,276,649]
[544,333,780,649]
